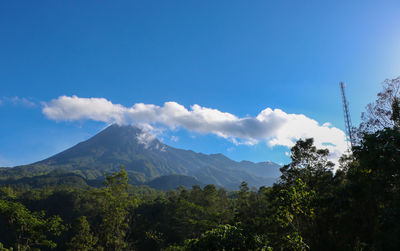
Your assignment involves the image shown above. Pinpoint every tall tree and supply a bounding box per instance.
[96,166,136,251]
[279,138,334,190]
[359,76,400,133]
[275,138,336,250]
[274,178,315,251]
[67,216,98,251]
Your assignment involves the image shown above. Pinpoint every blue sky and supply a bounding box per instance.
[1,0,400,167]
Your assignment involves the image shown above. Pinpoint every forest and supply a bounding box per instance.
[1,77,400,251]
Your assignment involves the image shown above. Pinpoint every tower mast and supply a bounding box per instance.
[340,82,355,149]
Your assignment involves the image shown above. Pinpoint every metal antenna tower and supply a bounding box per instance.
[340,82,355,149]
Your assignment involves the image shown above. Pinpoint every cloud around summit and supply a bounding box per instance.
[42,95,348,162]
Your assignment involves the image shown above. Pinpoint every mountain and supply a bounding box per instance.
[0,125,281,190]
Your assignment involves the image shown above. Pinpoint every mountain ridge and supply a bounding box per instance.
[0,124,280,190]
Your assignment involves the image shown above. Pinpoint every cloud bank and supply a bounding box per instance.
[43,95,348,162]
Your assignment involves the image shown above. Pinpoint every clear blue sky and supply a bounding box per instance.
[1,0,400,167]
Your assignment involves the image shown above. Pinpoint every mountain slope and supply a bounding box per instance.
[0,125,281,189]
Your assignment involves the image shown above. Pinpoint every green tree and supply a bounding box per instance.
[0,199,65,251]
[0,186,17,200]
[391,97,400,126]
[273,138,337,250]
[0,242,13,251]
[235,182,274,236]
[280,138,334,189]
[180,224,271,251]
[67,216,98,251]
[345,127,400,249]
[96,166,136,251]
[274,178,315,251]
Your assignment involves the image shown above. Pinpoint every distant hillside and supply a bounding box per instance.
[0,125,281,190]
[0,170,91,189]
[145,174,204,190]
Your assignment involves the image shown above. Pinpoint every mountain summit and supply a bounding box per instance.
[2,125,281,189]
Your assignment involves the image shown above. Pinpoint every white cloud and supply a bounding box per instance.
[0,96,36,107]
[136,131,156,148]
[170,136,179,142]
[42,95,348,164]
[227,147,235,153]
[42,96,124,123]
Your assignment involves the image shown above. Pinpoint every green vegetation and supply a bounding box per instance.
[1,78,400,250]
[67,216,98,251]
[0,198,65,250]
